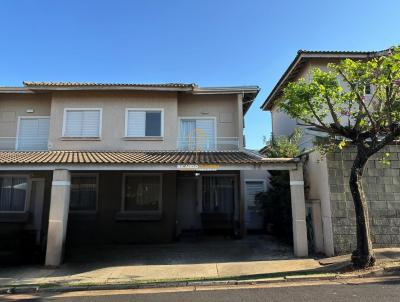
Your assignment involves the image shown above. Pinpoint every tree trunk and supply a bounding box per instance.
[349,147,376,268]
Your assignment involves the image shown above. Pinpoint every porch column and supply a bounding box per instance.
[239,170,246,237]
[289,166,308,257]
[45,169,71,266]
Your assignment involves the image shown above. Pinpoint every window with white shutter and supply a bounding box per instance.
[17,117,50,150]
[125,109,163,137]
[63,109,102,138]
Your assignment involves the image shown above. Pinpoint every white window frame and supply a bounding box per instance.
[178,116,217,148]
[0,174,31,213]
[15,116,50,151]
[69,173,99,214]
[124,108,164,138]
[121,173,163,215]
[62,108,103,138]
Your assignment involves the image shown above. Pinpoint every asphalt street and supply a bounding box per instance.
[3,279,400,302]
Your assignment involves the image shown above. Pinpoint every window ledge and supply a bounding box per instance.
[0,212,30,223]
[61,137,101,141]
[122,137,164,141]
[115,212,162,221]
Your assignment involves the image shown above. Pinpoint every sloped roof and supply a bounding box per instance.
[261,49,388,110]
[1,82,259,114]
[23,82,195,89]
[0,150,296,165]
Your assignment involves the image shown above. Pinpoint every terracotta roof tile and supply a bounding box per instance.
[23,82,195,88]
[0,150,296,165]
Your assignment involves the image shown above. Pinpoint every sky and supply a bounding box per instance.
[1,0,400,149]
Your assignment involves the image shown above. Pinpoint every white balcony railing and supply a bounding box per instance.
[0,137,49,151]
[177,137,239,151]
[0,137,17,150]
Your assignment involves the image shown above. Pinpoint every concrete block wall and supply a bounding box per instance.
[327,145,400,254]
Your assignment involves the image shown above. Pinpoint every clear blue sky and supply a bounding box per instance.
[1,0,400,149]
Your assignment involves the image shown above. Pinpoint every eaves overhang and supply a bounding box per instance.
[261,49,386,111]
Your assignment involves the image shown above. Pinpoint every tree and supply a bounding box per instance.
[262,128,303,158]
[280,47,400,268]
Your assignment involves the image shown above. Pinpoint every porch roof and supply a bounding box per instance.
[0,150,297,165]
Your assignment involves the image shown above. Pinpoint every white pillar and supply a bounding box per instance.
[45,169,71,266]
[239,170,247,237]
[289,166,308,257]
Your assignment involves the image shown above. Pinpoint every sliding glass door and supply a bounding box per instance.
[179,118,215,151]
[202,176,235,214]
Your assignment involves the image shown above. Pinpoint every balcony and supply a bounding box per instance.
[177,137,240,151]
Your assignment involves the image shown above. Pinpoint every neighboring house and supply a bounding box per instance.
[0,82,307,266]
[261,49,400,256]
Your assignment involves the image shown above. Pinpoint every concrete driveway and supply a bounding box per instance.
[0,235,322,287]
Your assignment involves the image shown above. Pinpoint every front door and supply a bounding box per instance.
[177,178,200,232]
[245,180,266,230]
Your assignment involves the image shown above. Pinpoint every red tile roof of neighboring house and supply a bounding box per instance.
[0,150,296,165]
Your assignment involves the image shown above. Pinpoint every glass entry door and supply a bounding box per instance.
[179,119,215,151]
[202,176,235,214]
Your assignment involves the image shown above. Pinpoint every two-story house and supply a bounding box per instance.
[0,82,307,266]
[261,49,400,257]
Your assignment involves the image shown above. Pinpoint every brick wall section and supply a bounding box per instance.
[326,145,400,254]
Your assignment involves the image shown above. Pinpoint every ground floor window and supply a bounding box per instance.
[202,176,235,214]
[70,174,98,212]
[123,174,162,213]
[0,176,28,212]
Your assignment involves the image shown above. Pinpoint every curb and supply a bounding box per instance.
[2,269,398,295]
[0,274,339,295]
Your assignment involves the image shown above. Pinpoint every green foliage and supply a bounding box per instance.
[280,46,400,155]
[256,171,292,243]
[262,129,303,158]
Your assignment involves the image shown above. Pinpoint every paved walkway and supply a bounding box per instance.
[0,235,322,286]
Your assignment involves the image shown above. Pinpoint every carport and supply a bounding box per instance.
[0,150,308,266]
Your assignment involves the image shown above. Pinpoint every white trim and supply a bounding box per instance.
[290,180,304,186]
[124,108,164,138]
[121,173,163,215]
[62,108,102,138]
[15,116,50,150]
[69,173,99,213]
[51,180,71,186]
[0,174,31,213]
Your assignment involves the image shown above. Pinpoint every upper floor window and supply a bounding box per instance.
[16,117,50,151]
[365,83,371,95]
[178,118,216,150]
[125,109,163,138]
[0,176,28,212]
[63,109,102,138]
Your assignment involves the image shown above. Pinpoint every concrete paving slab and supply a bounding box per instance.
[217,259,321,277]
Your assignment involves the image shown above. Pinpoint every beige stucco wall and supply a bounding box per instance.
[0,93,51,138]
[304,151,334,256]
[48,91,179,151]
[1,91,243,151]
[177,94,239,139]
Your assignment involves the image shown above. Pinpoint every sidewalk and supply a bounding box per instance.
[1,241,399,290]
[0,258,322,288]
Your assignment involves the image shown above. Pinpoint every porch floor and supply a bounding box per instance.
[0,235,322,287]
